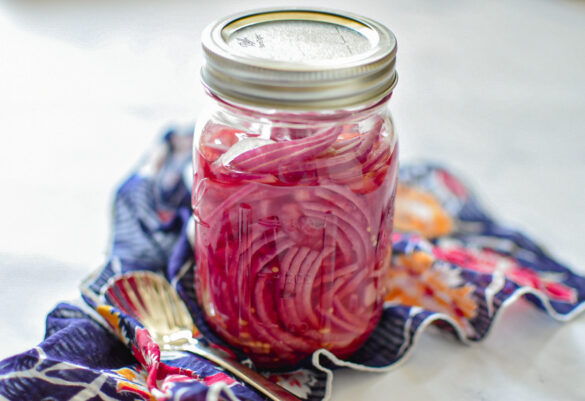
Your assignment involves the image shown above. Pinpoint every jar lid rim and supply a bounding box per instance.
[200,7,398,110]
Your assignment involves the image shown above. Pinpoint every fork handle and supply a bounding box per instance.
[180,340,302,401]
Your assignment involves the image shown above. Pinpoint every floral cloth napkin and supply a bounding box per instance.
[1,128,584,401]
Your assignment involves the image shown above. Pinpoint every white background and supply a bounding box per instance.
[0,0,584,399]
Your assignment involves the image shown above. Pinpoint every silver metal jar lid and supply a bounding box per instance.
[200,8,397,110]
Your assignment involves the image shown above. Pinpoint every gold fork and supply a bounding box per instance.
[103,271,301,401]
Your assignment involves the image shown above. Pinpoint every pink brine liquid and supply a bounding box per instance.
[193,116,398,369]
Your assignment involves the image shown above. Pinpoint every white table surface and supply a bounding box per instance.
[1,0,584,399]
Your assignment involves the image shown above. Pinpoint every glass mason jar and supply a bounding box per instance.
[193,8,398,369]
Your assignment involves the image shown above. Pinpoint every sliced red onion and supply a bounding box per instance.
[355,117,383,162]
[229,127,341,173]
[217,137,276,166]
[296,248,335,328]
[331,135,361,151]
[194,119,398,368]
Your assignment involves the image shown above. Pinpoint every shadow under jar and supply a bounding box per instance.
[193,8,399,370]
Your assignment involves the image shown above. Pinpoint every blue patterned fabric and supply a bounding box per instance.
[1,128,584,401]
